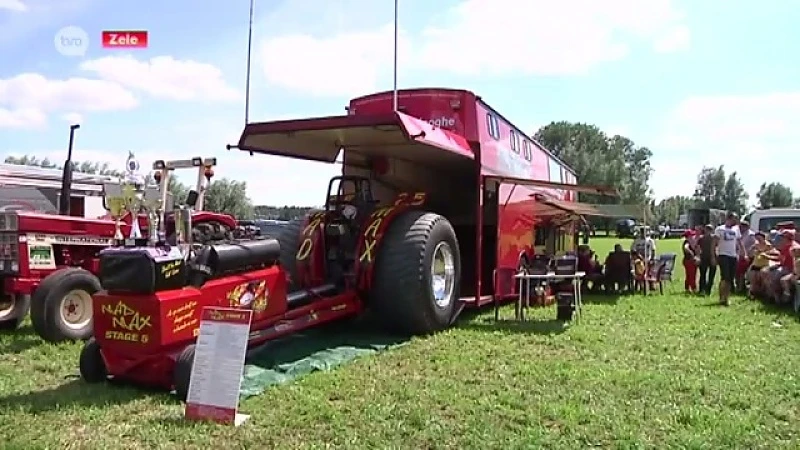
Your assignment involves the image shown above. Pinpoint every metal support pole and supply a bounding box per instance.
[392,0,399,112]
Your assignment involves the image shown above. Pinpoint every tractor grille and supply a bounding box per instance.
[0,233,19,274]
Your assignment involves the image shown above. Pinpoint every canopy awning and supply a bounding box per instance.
[533,194,642,219]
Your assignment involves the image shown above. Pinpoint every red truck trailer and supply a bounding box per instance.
[247,88,615,305]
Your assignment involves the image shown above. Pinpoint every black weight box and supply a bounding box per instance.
[99,246,187,294]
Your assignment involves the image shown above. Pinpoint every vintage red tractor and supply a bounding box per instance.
[80,174,460,400]
[0,157,239,342]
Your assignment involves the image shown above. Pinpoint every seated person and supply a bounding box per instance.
[577,246,603,292]
[603,244,630,293]
[767,229,800,304]
[748,232,775,297]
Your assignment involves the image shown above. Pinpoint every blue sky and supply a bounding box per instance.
[1,0,798,207]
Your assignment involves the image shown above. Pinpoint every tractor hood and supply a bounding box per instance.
[237,112,475,169]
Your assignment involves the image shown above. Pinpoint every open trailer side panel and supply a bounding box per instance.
[487,175,617,300]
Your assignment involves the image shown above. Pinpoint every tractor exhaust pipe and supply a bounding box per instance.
[58,124,80,216]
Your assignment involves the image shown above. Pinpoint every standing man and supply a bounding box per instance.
[713,212,745,306]
[631,226,656,262]
[697,224,717,296]
[736,220,757,293]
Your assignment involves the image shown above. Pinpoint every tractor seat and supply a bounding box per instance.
[206,238,281,275]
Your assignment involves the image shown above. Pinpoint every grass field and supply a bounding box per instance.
[2,237,800,449]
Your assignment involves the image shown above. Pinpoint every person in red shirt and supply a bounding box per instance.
[682,230,698,293]
[774,229,800,304]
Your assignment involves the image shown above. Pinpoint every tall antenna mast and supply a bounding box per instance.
[392,0,399,112]
[244,0,255,125]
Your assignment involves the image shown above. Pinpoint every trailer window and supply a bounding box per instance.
[522,140,532,161]
[548,158,563,183]
[510,130,517,152]
[535,226,547,246]
[486,113,500,140]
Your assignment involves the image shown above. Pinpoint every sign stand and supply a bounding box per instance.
[184,307,252,426]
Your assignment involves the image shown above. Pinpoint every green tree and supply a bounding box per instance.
[203,178,254,219]
[533,121,654,206]
[692,166,748,214]
[756,182,794,209]
[653,195,693,225]
[4,154,124,177]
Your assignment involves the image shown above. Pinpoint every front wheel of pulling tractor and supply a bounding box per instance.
[79,338,108,383]
[30,267,101,342]
[173,344,196,402]
[369,210,462,336]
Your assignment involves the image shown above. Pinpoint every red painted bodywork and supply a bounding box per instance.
[94,262,364,390]
[94,191,428,391]
[2,210,237,297]
[241,88,584,308]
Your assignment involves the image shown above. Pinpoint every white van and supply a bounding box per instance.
[743,208,800,232]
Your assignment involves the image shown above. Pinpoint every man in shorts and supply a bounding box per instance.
[713,212,745,306]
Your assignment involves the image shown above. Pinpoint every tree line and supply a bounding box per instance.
[533,122,799,226]
[3,155,312,221]
[8,129,799,227]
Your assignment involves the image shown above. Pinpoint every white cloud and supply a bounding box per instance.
[651,92,800,203]
[61,112,83,124]
[0,108,45,128]
[80,56,240,102]
[260,24,413,98]
[653,24,691,53]
[0,73,137,128]
[259,0,690,96]
[0,0,26,11]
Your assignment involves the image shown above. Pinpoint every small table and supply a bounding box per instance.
[511,271,586,321]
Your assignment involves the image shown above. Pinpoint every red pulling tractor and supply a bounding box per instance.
[80,174,459,399]
[0,157,238,342]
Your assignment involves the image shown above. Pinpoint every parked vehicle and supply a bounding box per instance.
[743,208,800,232]
[0,156,237,342]
[79,87,616,397]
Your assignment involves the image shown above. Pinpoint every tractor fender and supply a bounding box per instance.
[191,211,237,230]
[286,210,326,289]
[354,192,427,292]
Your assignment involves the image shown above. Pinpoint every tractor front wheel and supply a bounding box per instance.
[0,294,30,330]
[79,338,108,383]
[30,268,100,342]
[370,211,461,335]
[173,344,196,402]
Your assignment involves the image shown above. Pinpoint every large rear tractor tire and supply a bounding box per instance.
[30,268,101,343]
[370,211,461,335]
[276,211,321,291]
[0,294,31,330]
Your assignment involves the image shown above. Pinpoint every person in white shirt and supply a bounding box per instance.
[713,212,745,306]
[631,227,656,262]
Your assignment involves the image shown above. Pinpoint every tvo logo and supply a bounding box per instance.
[427,116,456,129]
[54,26,89,57]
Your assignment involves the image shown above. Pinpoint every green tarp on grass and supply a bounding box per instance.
[239,323,409,399]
